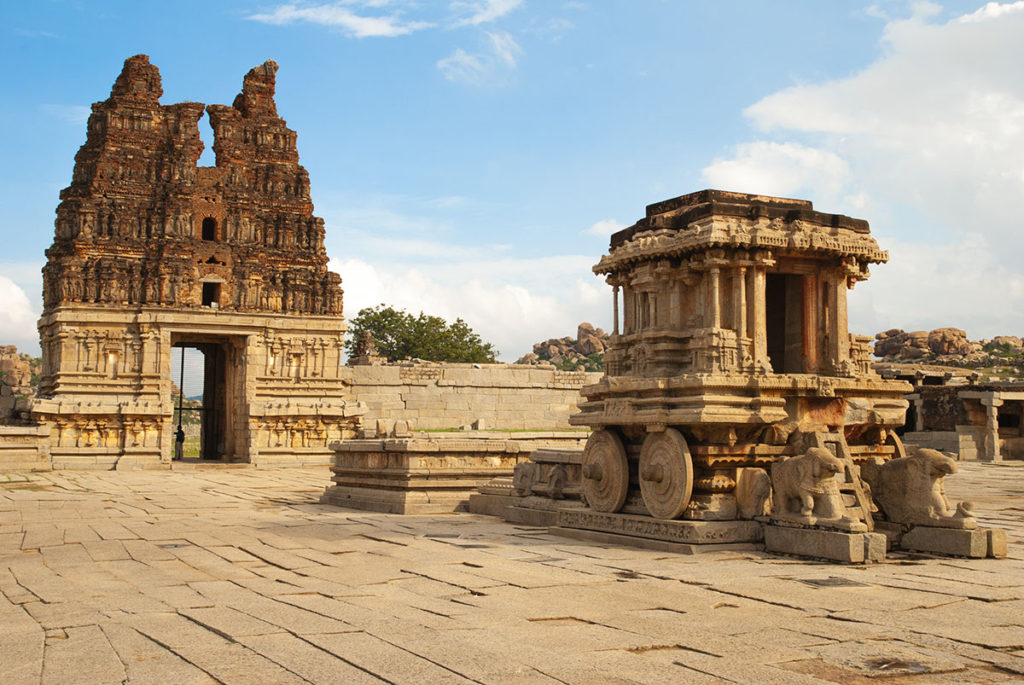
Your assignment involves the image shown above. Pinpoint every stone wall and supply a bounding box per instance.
[343,363,601,432]
[0,425,51,471]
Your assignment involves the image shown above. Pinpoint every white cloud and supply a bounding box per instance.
[488,31,522,67]
[437,31,522,84]
[40,105,91,126]
[437,48,488,83]
[585,219,626,237]
[247,3,433,37]
[0,276,40,356]
[702,2,1024,336]
[450,0,523,27]
[703,141,851,205]
[330,253,608,361]
[958,1,1024,22]
[849,234,1024,339]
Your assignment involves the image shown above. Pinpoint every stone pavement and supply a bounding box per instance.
[1,463,1021,684]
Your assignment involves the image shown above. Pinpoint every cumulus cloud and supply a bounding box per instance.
[330,253,608,361]
[703,141,852,205]
[450,0,523,27]
[0,276,40,355]
[437,31,522,84]
[702,2,1024,335]
[247,2,433,37]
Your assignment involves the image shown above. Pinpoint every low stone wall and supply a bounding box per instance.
[0,424,51,471]
[903,431,959,455]
[344,363,600,431]
[0,362,597,471]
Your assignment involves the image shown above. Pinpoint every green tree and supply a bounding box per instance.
[345,304,499,363]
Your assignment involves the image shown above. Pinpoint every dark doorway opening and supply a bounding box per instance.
[201,282,221,307]
[171,342,228,460]
[202,217,217,241]
[765,274,805,374]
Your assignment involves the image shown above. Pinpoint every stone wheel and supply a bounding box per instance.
[886,432,907,460]
[581,429,629,513]
[638,428,693,520]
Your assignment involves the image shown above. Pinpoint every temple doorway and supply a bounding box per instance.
[170,334,245,462]
[765,273,806,374]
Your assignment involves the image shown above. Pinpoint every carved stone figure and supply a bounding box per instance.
[512,461,536,496]
[862,447,976,529]
[770,447,847,522]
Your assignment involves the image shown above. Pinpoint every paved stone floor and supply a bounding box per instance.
[0,463,1021,684]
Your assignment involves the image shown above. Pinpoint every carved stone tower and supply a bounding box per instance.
[34,55,363,468]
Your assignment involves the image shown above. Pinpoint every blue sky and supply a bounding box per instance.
[1,0,1021,359]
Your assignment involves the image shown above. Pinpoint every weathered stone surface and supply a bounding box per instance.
[322,433,587,514]
[900,525,1004,558]
[556,509,763,544]
[862,446,977,529]
[764,525,886,563]
[343,362,599,432]
[0,463,1021,682]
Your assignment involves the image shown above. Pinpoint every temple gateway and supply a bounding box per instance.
[32,55,363,469]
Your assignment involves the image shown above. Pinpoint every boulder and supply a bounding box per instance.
[991,335,1023,350]
[575,333,605,356]
[928,328,970,356]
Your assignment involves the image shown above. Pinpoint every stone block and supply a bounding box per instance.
[556,509,763,544]
[466,492,515,518]
[987,528,1007,557]
[551,527,762,555]
[763,525,886,563]
[900,525,1005,558]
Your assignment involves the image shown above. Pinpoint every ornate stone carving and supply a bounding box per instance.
[770,447,861,529]
[862,447,977,529]
[581,429,629,513]
[638,428,694,520]
[31,55,363,467]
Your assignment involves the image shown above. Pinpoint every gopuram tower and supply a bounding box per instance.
[33,55,364,469]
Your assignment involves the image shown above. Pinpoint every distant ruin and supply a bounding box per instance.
[30,55,362,468]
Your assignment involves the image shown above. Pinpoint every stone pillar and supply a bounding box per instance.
[612,285,620,336]
[709,267,721,329]
[981,396,1003,462]
[914,396,926,432]
[735,267,747,341]
[622,286,633,334]
[752,266,767,368]
[801,274,818,372]
[831,271,850,370]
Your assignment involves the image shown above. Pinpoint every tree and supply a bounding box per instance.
[345,304,499,363]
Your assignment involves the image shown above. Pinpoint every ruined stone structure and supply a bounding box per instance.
[480,190,1005,561]
[31,55,362,468]
[322,363,598,514]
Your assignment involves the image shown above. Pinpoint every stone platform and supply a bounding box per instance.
[0,462,1021,683]
[321,432,587,514]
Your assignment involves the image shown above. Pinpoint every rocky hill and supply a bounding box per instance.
[516,323,609,371]
[874,328,1023,380]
